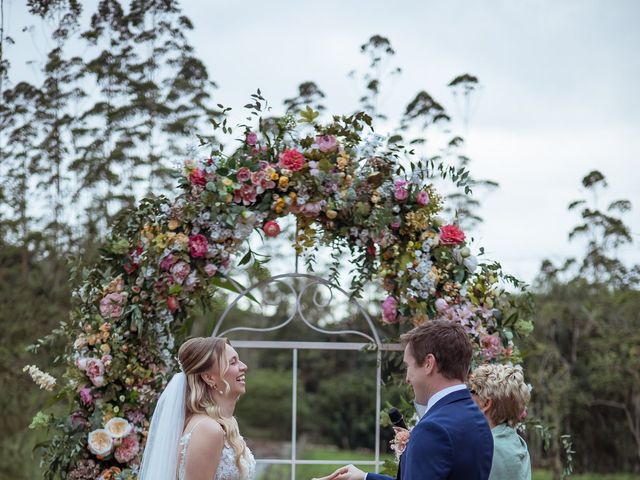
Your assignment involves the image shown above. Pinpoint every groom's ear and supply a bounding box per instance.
[422,353,437,374]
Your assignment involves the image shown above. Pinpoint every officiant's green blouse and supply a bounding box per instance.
[468,364,532,480]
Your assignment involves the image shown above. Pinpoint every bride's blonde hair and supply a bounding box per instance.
[178,336,248,474]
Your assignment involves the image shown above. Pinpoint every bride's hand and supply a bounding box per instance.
[311,466,349,480]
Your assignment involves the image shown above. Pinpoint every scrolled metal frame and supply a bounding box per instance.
[212,273,401,479]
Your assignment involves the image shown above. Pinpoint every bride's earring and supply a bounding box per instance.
[213,384,224,396]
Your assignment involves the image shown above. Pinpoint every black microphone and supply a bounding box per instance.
[388,407,407,430]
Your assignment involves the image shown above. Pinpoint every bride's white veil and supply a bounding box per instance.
[138,372,186,480]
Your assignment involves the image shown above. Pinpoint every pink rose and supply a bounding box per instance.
[170,261,191,284]
[246,132,258,146]
[204,263,218,277]
[439,224,465,245]
[234,184,257,205]
[435,298,448,312]
[263,221,281,238]
[236,167,251,183]
[99,292,126,319]
[480,333,502,360]
[315,135,337,152]
[79,387,93,406]
[394,180,409,202]
[278,149,305,171]
[101,355,113,369]
[167,296,179,313]
[189,168,207,187]
[416,191,430,206]
[188,234,208,258]
[114,433,140,464]
[382,296,399,324]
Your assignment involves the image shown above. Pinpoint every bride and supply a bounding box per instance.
[138,335,347,480]
[138,336,255,480]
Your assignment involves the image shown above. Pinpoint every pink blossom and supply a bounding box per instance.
[204,263,218,277]
[301,202,323,218]
[159,253,177,271]
[101,355,113,369]
[234,184,257,205]
[189,168,207,187]
[315,135,337,152]
[278,149,305,171]
[236,167,251,183]
[71,411,89,427]
[246,132,258,146]
[394,180,409,202]
[480,333,503,360]
[263,221,281,237]
[188,234,208,258]
[439,224,465,245]
[82,358,105,386]
[416,191,430,206]
[167,296,179,313]
[435,298,448,312]
[382,296,399,324]
[114,433,140,464]
[79,387,93,406]
[170,261,191,284]
[99,292,126,319]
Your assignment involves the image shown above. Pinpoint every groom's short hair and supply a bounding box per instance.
[401,320,473,381]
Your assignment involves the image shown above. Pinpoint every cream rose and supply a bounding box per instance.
[105,417,132,439]
[88,429,114,457]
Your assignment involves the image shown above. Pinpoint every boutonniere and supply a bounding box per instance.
[390,427,411,460]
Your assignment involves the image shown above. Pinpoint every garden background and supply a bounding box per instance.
[1,1,639,479]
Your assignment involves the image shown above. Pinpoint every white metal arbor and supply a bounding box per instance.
[212,273,401,480]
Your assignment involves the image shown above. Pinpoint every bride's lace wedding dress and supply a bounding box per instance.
[177,419,256,480]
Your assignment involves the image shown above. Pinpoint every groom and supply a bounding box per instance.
[336,320,494,480]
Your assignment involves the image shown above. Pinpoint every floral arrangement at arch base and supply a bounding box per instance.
[26,95,532,479]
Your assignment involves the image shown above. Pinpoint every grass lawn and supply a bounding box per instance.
[255,447,640,480]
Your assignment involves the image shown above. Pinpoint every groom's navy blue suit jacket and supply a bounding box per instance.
[368,389,493,480]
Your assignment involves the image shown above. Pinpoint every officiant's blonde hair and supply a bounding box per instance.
[468,363,531,427]
[178,336,248,474]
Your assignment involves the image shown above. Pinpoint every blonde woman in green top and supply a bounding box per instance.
[468,364,532,480]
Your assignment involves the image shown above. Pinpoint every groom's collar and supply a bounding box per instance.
[422,384,468,417]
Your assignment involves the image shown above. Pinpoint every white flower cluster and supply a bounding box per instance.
[23,364,57,391]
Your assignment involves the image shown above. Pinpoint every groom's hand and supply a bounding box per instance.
[333,464,366,480]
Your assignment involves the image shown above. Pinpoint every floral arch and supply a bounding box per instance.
[27,98,532,480]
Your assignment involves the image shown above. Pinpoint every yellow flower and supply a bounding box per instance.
[100,343,111,354]
[168,218,180,230]
[175,233,189,249]
[278,176,289,189]
[326,209,338,219]
[222,177,233,187]
[270,171,279,181]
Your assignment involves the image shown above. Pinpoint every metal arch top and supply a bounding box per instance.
[211,273,383,349]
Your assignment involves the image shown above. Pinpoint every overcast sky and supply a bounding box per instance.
[6,0,640,284]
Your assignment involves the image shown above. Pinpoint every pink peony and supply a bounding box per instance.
[382,296,399,324]
[246,132,258,146]
[278,148,305,171]
[416,191,430,206]
[188,234,208,258]
[236,167,251,183]
[170,261,191,284]
[114,433,140,464]
[189,168,207,187]
[263,221,281,238]
[315,135,337,152]
[84,358,105,386]
[79,388,93,406]
[394,180,409,202]
[99,292,126,319]
[439,224,466,245]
